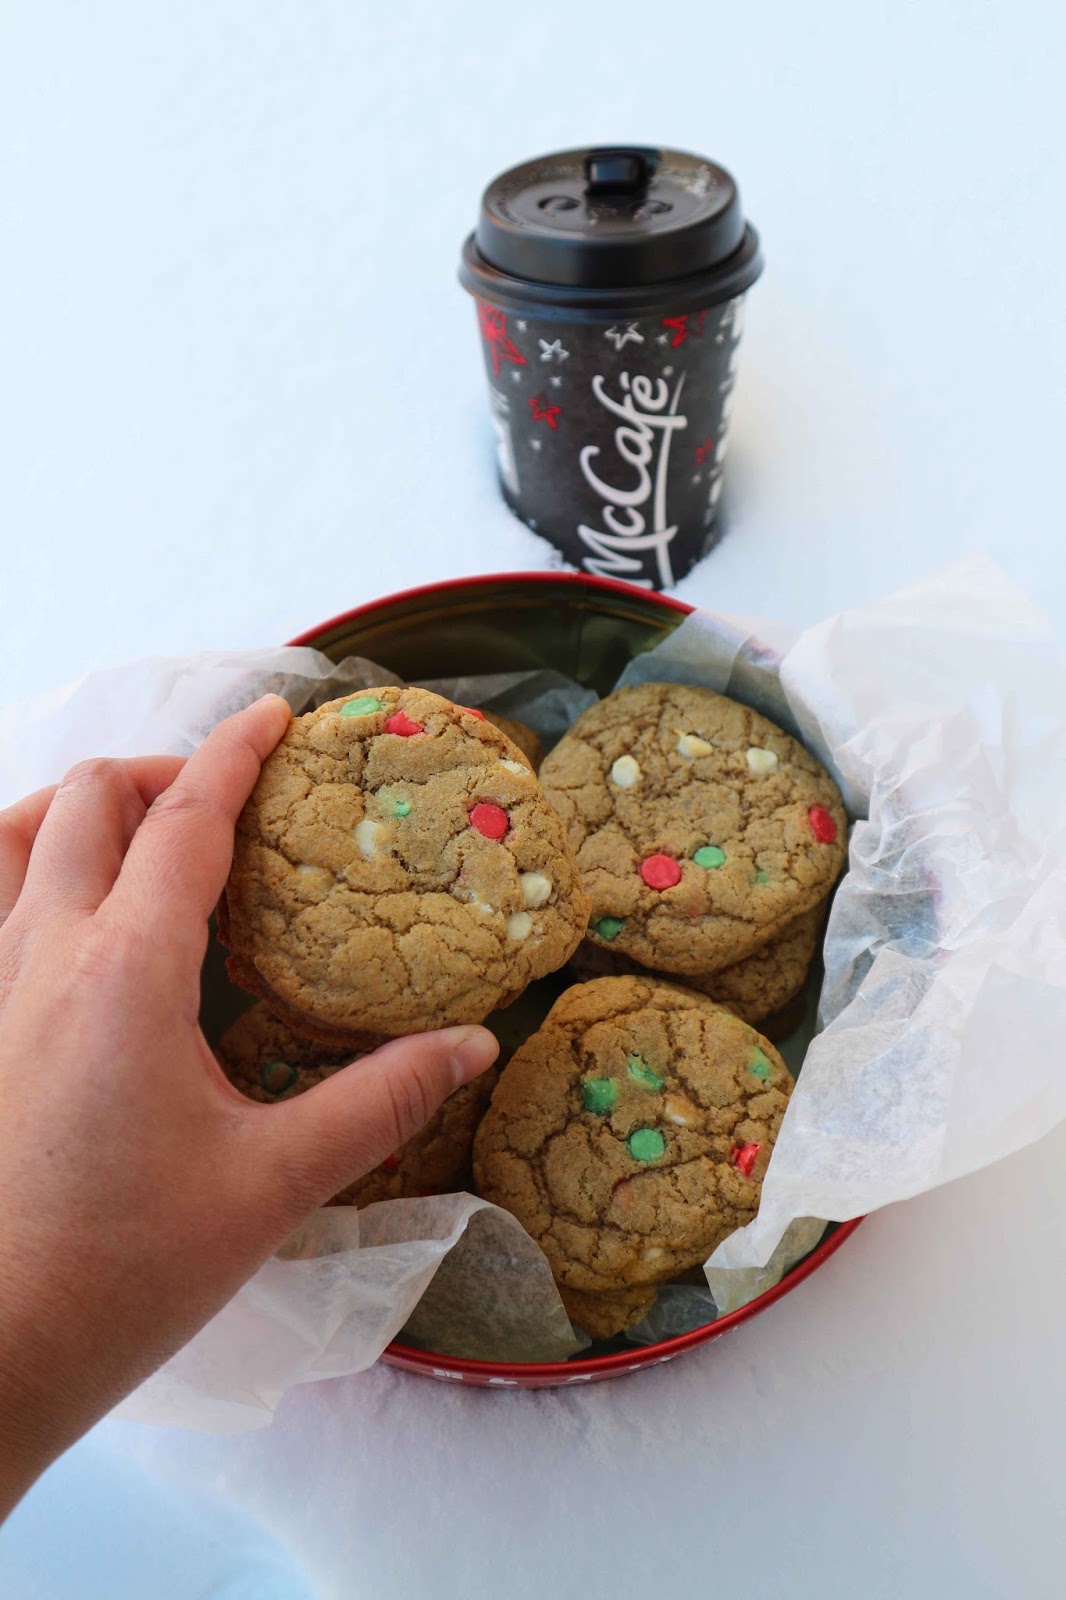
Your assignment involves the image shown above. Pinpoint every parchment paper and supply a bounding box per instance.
[4,557,1064,1424]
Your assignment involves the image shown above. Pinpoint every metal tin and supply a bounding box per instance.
[288,571,862,1388]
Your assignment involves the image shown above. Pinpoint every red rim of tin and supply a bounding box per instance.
[286,570,863,1387]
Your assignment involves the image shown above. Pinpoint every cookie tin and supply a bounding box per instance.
[288,572,861,1388]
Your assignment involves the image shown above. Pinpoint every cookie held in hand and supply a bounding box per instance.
[219,687,590,1045]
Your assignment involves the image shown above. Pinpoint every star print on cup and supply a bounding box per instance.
[528,393,562,430]
[477,302,527,377]
[604,322,643,350]
[694,437,715,466]
[538,338,569,362]
[661,309,708,348]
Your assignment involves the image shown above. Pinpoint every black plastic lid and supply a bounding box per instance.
[460,145,763,314]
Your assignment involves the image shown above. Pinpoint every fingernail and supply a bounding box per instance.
[252,692,291,712]
[447,1026,500,1086]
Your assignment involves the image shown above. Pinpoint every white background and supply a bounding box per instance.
[2,2,1065,1596]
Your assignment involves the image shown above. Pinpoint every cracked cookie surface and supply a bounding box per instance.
[219,686,590,1044]
[216,1003,495,1205]
[571,902,826,1027]
[472,976,792,1320]
[538,683,846,978]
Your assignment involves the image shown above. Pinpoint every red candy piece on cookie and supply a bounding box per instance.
[640,853,682,891]
[462,707,485,720]
[732,1142,760,1177]
[381,1154,400,1173]
[469,801,509,840]
[808,805,838,844]
[386,711,425,737]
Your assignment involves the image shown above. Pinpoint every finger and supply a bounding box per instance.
[110,696,291,943]
[0,784,58,924]
[256,1026,500,1212]
[10,757,187,923]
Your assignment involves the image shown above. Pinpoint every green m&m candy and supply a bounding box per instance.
[582,1078,618,1115]
[626,1128,666,1163]
[260,1060,298,1096]
[693,845,725,869]
[341,695,383,718]
[627,1054,664,1091]
[592,916,625,941]
[748,1049,772,1082]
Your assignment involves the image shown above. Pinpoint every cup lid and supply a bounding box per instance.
[471,145,757,292]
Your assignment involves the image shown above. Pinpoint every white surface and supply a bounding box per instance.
[1,2,1065,1596]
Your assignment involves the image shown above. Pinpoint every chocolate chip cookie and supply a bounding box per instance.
[538,683,846,978]
[473,975,793,1337]
[216,1003,495,1206]
[219,687,590,1045]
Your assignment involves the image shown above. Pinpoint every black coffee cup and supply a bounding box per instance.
[460,146,763,589]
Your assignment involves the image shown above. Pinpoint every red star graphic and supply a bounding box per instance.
[694,437,715,465]
[477,302,527,377]
[528,393,561,430]
[662,311,708,348]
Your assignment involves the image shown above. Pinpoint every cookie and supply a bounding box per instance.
[557,1282,658,1342]
[219,687,590,1045]
[473,975,792,1331]
[481,711,543,771]
[215,1003,496,1205]
[539,683,846,978]
[571,902,826,1028]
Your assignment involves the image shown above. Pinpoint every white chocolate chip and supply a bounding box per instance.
[746,746,778,776]
[296,863,333,890]
[500,759,530,776]
[506,911,533,941]
[520,871,552,908]
[610,754,641,788]
[677,732,714,760]
[643,1247,665,1261]
[354,819,383,859]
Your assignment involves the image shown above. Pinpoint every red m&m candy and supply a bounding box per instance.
[808,805,838,844]
[386,711,425,737]
[462,707,485,721]
[640,853,682,891]
[732,1142,760,1177]
[469,802,509,840]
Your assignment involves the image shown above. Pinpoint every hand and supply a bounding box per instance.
[0,696,498,1517]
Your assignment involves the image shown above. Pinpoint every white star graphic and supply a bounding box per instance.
[516,320,527,332]
[548,374,562,388]
[656,332,670,345]
[663,366,673,377]
[538,338,570,362]
[605,322,643,351]
[692,472,702,485]
[511,369,523,383]
[530,438,542,451]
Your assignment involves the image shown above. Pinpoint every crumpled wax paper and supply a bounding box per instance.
[4,557,1065,1424]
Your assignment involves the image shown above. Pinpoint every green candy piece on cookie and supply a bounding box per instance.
[748,1049,772,1081]
[582,1077,618,1115]
[341,696,383,718]
[260,1059,297,1096]
[626,1127,666,1163]
[693,845,725,869]
[592,916,625,941]
[626,1054,664,1091]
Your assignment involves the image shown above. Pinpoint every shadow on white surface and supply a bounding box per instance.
[0,1434,318,1600]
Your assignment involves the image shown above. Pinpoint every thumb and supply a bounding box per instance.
[259,1025,499,1211]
